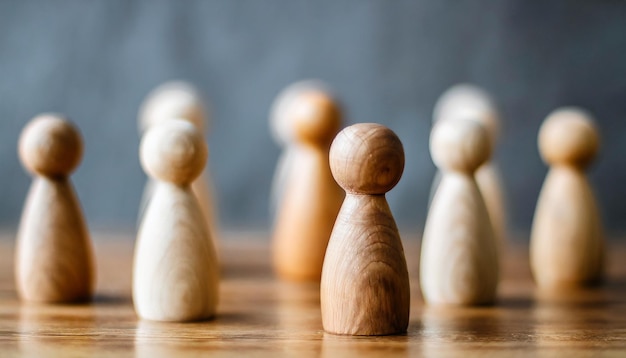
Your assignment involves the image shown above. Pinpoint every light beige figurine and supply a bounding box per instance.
[271,85,344,282]
[432,84,507,246]
[15,114,95,303]
[420,118,499,306]
[321,123,410,336]
[133,120,219,322]
[530,108,604,289]
[138,81,218,245]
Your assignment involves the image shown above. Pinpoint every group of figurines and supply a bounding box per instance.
[14,80,603,336]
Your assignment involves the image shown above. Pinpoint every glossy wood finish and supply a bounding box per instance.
[2,232,626,356]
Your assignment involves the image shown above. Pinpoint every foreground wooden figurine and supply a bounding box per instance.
[15,114,95,303]
[431,84,507,247]
[133,119,219,322]
[321,123,410,336]
[138,81,219,245]
[530,108,604,289]
[420,118,499,306]
[271,86,344,281]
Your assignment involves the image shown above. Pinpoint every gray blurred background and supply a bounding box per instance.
[1,1,625,237]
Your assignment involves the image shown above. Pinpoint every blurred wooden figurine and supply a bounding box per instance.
[269,79,334,219]
[133,120,219,322]
[138,81,219,244]
[321,123,410,336]
[15,114,95,303]
[421,118,499,306]
[530,108,604,289]
[431,84,507,246]
[271,83,344,281]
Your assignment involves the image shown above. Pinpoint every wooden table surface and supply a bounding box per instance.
[1,231,626,357]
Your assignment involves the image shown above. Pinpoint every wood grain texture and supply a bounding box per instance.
[3,233,626,357]
[15,114,95,303]
[531,108,604,289]
[272,88,344,282]
[321,195,410,336]
[15,178,95,303]
[134,120,219,322]
[321,123,409,336]
[421,118,499,306]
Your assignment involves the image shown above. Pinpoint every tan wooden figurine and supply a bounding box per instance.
[269,79,332,219]
[432,84,507,247]
[530,108,604,289]
[138,81,219,245]
[321,123,410,336]
[271,86,344,281]
[15,114,95,303]
[420,118,499,306]
[133,119,219,322]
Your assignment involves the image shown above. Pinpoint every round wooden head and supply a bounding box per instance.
[270,80,332,145]
[430,117,491,174]
[539,108,599,169]
[275,88,341,146]
[139,81,207,134]
[433,84,500,147]
[330,123,404,195]
[140,119,207,185]
[19,114,83,178]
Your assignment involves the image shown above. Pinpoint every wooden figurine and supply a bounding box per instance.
[269,79,332,219]
[321,123,410,336]
[420,118,499,306]
[138,81,218,245]
[133,119,219,322]
[431,84,507,246]
[15,114,95,303]
[271,86,344,281]
[530,108,604,289]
